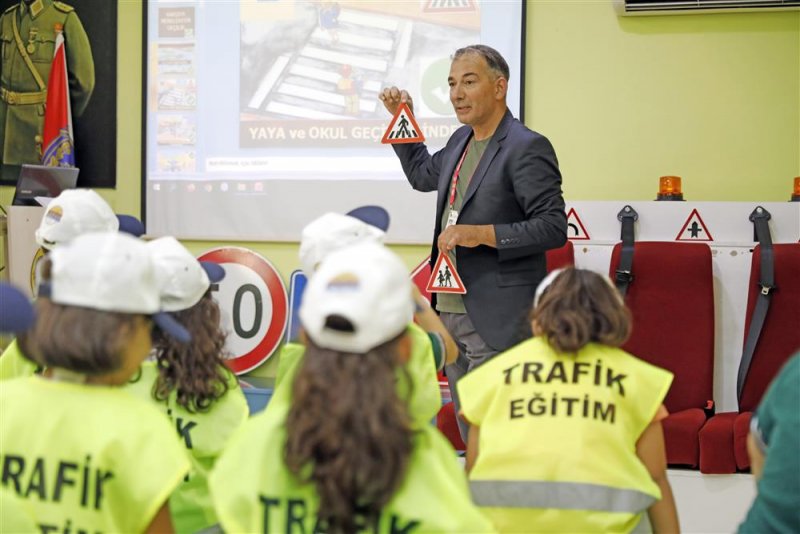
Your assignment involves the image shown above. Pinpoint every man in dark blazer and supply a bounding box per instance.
[380,45,566,440]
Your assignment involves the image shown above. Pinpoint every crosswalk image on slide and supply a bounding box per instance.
[240,3,479,123]
[243,5,411,120]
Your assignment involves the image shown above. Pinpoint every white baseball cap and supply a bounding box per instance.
[147,236,225,312]
[299,210,387,277]
[42,232,190,342]
[35,190,144,250]
[299,242,413,353]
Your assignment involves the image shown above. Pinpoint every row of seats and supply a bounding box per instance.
[698,244,800,473]
[431,240,800,474]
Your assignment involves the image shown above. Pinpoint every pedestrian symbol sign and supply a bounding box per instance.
[381,102,425,144]
[426,253,466,294]
[676,209,714,241]
[566,207,590,240]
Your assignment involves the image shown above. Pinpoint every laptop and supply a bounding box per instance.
[12,164,80,206]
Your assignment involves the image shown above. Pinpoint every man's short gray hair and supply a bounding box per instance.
[453,45,510,81]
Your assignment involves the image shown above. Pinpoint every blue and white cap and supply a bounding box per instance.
[300,242,412,353]
[42,232,190,343]
[299,207,390,277]
[147,236,225,312]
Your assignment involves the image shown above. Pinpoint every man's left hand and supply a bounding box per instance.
[438,224,496,253]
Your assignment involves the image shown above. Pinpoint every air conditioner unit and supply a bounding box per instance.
[615,0,800,15]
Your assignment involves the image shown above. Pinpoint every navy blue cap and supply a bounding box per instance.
[0,283,35,333]
[153,312,192,343]
[116,215,145,238]
[200,261,226,283]
[346,206,390,232]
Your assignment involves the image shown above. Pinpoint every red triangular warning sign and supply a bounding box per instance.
[424,0,475,12]
[676,209,714,241]
[566,207,590,240]
[410,256,433,303]
[381,102,425,144]
[426,253,466,294]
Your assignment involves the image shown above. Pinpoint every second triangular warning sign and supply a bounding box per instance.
[382,102,425,144]
[566,207,590,240]
[676,209,714,241]
[426,253,466,294]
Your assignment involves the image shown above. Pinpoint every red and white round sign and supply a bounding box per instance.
[198,247,288,375]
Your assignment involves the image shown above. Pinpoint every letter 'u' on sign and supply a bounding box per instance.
[382,102,425,144]
[426,253,466,294]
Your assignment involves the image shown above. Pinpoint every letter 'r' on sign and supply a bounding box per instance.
[382,102,425,144]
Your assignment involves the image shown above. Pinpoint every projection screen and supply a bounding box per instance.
[143,0,525,243]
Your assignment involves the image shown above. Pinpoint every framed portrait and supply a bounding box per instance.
[0,0,117,188]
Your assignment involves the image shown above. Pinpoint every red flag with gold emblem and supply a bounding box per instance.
[41,25,75,166]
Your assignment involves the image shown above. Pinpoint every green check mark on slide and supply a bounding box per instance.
[421,58,452,116]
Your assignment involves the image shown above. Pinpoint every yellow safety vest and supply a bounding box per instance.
[125,360,248,533]
[209,379,495,533]
[0,339,38,381]
[0,486,37,532]
[0,376,190,533]
[272,323,442,425]
[458,337,673,533]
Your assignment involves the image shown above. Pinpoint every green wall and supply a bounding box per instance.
[526,3,799,202]
[2,1,798,374]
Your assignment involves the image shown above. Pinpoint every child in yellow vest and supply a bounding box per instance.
[126,236,248,533]
[0,189,144,381]
[0,283,37,532]
[210,242,494,533]
[274,208,457,425]
[459,268,680,533]
[1,232,191,533]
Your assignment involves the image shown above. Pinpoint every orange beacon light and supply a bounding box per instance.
[656,175,683,201]
[792,177,800,202]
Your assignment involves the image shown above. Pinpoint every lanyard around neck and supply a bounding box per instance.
[448,140,472,209]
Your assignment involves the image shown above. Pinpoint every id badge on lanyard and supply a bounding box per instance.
[446,209,458,228]
[446,144,470,229]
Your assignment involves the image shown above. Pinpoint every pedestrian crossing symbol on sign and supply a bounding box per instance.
[426,253,466,294]
[676,208,714,242]
[381,102,425,144]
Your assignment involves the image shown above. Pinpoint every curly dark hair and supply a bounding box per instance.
[284,333,414,534]
[531,268,631,354]
[151,291,231,412]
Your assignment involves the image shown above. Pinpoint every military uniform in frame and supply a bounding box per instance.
[0,0,94,167]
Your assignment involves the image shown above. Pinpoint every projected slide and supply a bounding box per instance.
[145,0,524,242]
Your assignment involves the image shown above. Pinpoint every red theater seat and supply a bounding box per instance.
[436,401,466,451]
[700,244,800,473]
[546,240,575,272]
[610,242,715,468]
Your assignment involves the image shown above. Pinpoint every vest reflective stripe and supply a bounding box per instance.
[470,480,656,513]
